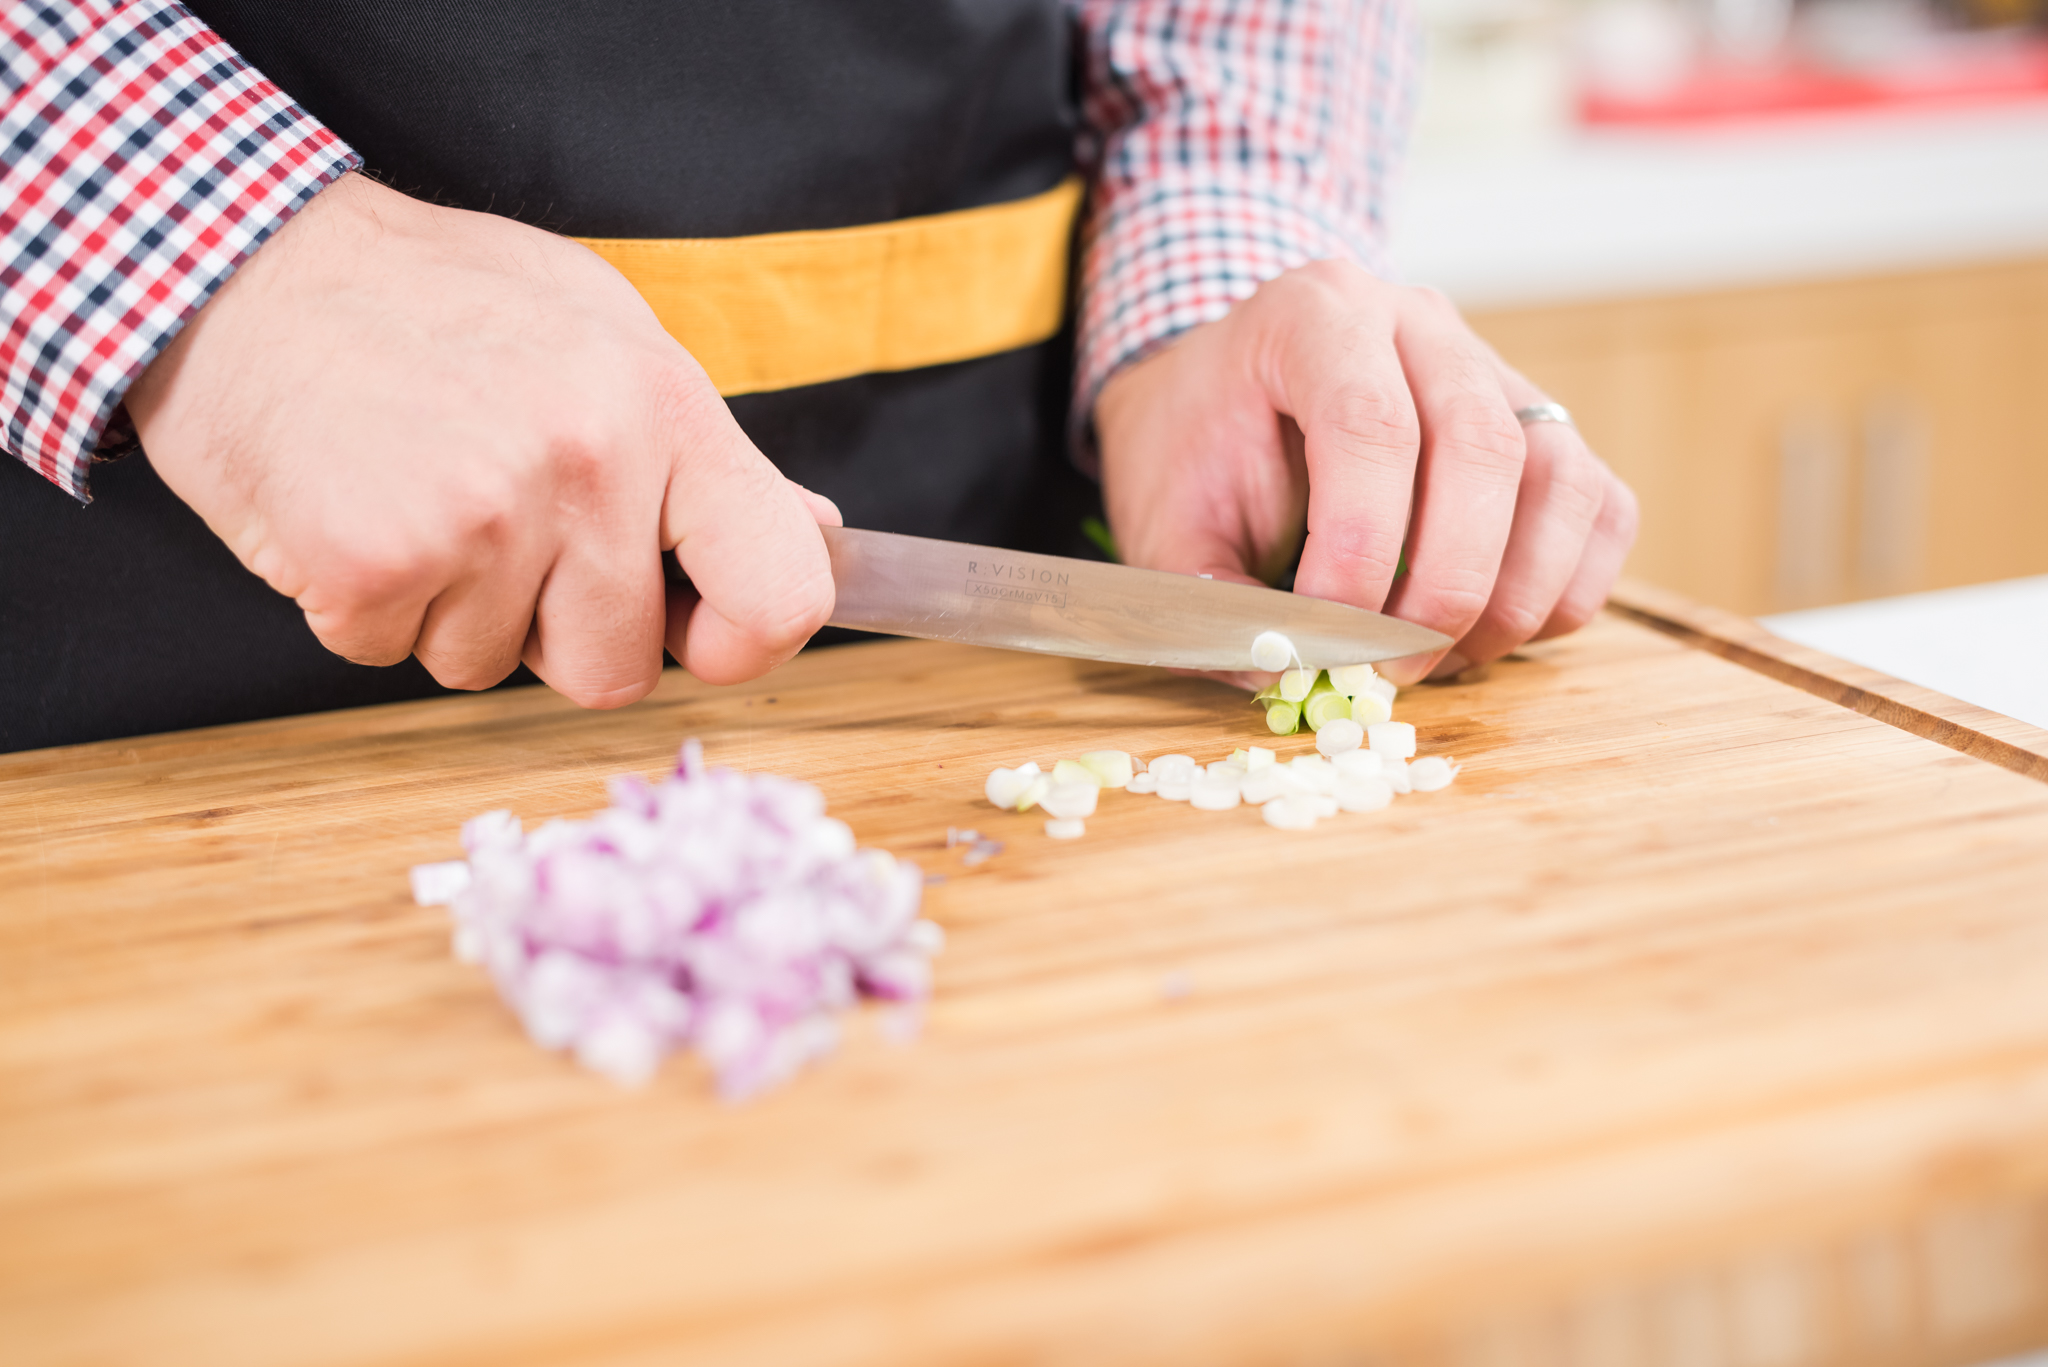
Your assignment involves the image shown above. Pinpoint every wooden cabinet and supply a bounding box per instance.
[1469,255,2048,615]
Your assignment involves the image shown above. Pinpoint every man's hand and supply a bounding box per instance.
[1094,261,1638,684]
[125,173,837,706]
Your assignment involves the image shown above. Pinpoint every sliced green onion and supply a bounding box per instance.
[1326,663,1378,697]
[1053,758,1103,789]
[985,762,1041,809]
[1347,690,1393,727]
[1302,689,1351,733]
[1409,756,1461,791]
[1250,631,1295,673]
[1263,700,1301,735]
[1014,774,1052,812]
[1076,750,1135,788]
[1278,668,1320,703]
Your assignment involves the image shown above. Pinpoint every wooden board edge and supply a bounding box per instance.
[1605,578,2048,785]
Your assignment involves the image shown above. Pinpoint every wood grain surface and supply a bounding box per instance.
[5,605,2048,1367]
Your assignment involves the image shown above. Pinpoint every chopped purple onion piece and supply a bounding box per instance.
[413,741,941,1099]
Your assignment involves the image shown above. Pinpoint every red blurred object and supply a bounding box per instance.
[1581,31,2048,122]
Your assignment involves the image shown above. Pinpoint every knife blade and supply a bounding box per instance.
[821,526,1451,671]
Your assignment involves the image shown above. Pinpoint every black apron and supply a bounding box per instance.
[0,0,1096,753]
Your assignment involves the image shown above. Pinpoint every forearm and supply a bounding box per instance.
[1,0,357,499]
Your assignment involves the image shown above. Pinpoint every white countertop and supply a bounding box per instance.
[1762,575,2048,730]
[1387,100,2048,310]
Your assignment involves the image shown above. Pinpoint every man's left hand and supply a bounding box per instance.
[1093,261,1639,684]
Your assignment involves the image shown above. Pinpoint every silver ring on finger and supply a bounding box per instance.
[1514,401,1574,428]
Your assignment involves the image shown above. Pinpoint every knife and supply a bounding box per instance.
[820,526,1451,672]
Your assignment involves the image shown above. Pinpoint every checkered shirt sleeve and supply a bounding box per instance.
[2,1,359,500]
[1070,0,1421,453]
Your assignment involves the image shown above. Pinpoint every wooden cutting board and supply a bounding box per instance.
[5,584,2048,1367]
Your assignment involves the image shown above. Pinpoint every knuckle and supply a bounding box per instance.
[1402,283,1460,320]
[557,674,656,710]
[544,424,612,496]
[1299,258,1372,294]
[321,542,425,610]
[1605,476,1643,541]
[1543,441,1609,525]
[306,612,410,668]
[1545,588,1603,637]
[648,353,722,443]
[422,652,517,692]
[1318,387,1419,460]
[1405,565,1497,632]
[1443,399,1526,478]
[744,570,835,652]
[1483,593,1551,647]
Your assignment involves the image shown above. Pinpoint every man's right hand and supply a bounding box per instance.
[124,172,838,707]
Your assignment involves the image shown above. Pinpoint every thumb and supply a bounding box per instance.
[659,384,836,685]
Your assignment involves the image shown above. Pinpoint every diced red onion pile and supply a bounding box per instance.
[410,741,940,1098]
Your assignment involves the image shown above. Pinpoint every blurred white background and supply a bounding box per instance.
[1389,0,2048,727]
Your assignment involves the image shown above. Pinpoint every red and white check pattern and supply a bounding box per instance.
[1073,0,1420,457]
[1,0,1412,499]
[1,1,357,499]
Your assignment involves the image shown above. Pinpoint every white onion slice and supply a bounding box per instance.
[1382,759,1412,794]
[1367,721,1416,759]
[1332,748,1383,780]
[1313,718,1364,757]
[1311,794,1339,818]
[1052,758,1104,789]
[1347,691,1393,727]
[985,766,1026,809]
[1334,777,1394,812]
[1250,631,1294,673]
[1077,750,1135,788]
[1238,768,1292,804]
[1262,795,1319,830]
[1278,668,1318,703]
[1156,781,1193,802]
[1126,772,1159,794]
[1326,663,1378,696]
[1190,781,1241,811]
[1409,756,1462,791]
[1149,754,1198,784]
[1040,780,1100,820]
[1287,755,1338,794]
[1044,818,1086,839]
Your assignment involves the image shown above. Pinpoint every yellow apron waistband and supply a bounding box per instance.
[574,176,1083,398]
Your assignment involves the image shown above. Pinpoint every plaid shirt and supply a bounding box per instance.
[3,0,1416,500]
